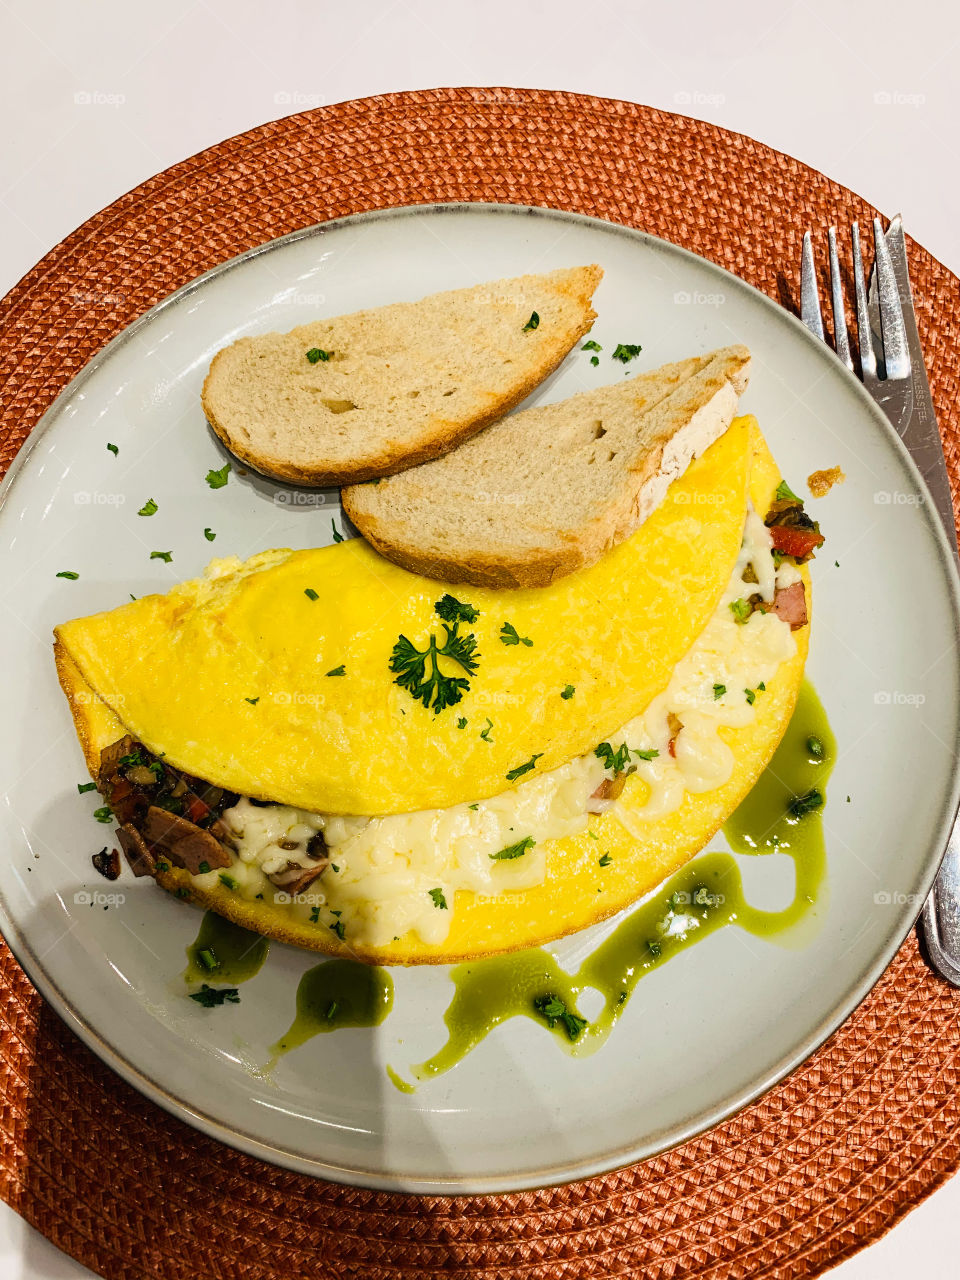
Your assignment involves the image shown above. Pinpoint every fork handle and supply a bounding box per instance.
[922,824,960,985]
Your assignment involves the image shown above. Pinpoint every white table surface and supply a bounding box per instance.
[1,0,958,1275]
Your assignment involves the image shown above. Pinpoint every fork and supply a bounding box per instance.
[800,218,960,987]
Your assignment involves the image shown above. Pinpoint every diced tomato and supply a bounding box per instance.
[769,524,824,559]
[184,796,212,825]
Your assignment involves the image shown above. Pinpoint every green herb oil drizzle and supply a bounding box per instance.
[405,680,834,1086]
[184,911,270,986]
[267,959,394,1064]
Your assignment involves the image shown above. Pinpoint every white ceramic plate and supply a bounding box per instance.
[1,204,958,1193]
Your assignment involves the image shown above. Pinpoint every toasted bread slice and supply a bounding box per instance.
[201,265,602,486]
[342,344,751,588]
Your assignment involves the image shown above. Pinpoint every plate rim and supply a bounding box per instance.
[2,199,959,1194]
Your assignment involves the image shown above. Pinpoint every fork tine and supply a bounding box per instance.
[800,231,825,340]
[851,222,878,380]
[872,216,911,379]
[827,227,854,372]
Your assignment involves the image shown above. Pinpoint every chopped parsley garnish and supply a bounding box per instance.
[612,342,642,363]
[590,355,600,366]
[205,463,231,489]
[633,748,659,761]
[713,683,726,700]
[77,781,98,794]
[306,347,333,363]
[197,861,211,874]
[245,696,259,705]
[468,803,479,811]
[56,570,79,580]
[204,527,216,541]
[595,741,631,773]
[92,806,113,823]
[533,994,588,1041]
[744,688,756,705]
[118,752,145,768]
[480,718,493,741]
[490,836,536,861]
[325,664,346,677]
[428,887,448,910]
[758,681,766,691]
[523,311,540,331]
[309,905,321,923]
[138,497,158,516]
[331,519,344,543]
[789,789,823,819]
[330,919,346,940]
[457,716,467,729]
[219,873,238,890]
[561,684,575,700]
[505,753,543,782]
[434,594,479,624]
[598,853,613,867]
[325,1000,339,1020]
[150,551,172,563]
[807,736,824,759]
[588,830,599,840]
[772,549,787,568]
[730,598,752,624]
[189,984,240,1008]
[304,588,319,601]
[775,479,801,503]
[581,339,602,352]
[196,947,219,971]
[390,601,480,714]
[106,442,118,456]
[647,939,662,958]
[500,622,533,647]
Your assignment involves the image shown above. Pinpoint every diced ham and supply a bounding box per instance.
[768,581,808,630]
[587,773,627,813]
[142,806,232,875]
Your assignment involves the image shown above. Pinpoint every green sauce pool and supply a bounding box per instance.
[407,680,835,1085]
[184,911,270,986]
[268,959,394,1061]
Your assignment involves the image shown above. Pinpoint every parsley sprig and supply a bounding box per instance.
[390,595,480,714]
[595,741,631,773]
[533,994,588,1041]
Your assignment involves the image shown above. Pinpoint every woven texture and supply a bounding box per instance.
[1,87,959,1280]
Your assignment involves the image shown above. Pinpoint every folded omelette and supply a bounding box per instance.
[55,417,820,965]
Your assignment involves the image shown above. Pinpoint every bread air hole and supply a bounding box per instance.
[593,420,606,439]
[322,398,358,414]
[442,388,458,397]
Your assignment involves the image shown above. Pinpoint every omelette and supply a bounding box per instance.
[55,416,823,965]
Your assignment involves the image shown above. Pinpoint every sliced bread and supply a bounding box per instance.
[201,265,602,486]
[342,344,751,588]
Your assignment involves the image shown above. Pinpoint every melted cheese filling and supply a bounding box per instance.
[190,509,798,947]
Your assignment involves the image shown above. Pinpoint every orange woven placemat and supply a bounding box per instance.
[1,87,959,1280]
